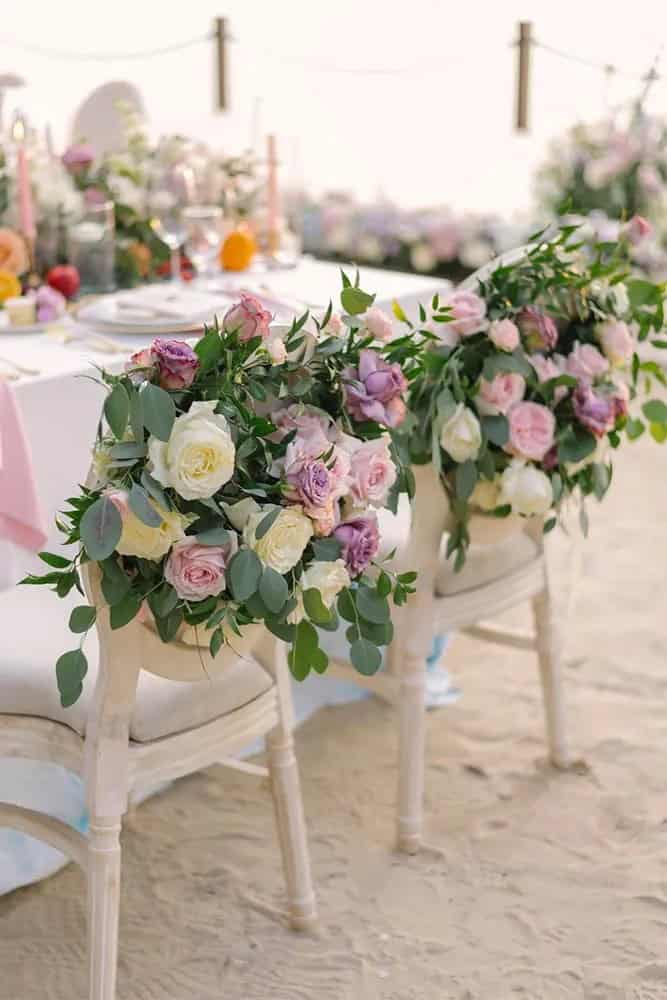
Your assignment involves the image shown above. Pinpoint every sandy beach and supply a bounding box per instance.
[1,421,666,1000]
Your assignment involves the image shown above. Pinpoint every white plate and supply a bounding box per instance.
[75,287,234,334]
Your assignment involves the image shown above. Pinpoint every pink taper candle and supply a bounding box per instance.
[13,117,35,242]
[266,134,280,254]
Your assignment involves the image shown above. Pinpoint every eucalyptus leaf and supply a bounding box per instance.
[228,548,262,602]
[56,649,88,707]
[80,496,122,561]
[255,507,281,541]
[128,483,162,527]
[68,605,97,634]
[455,460,478,501]
[642,399,667,424]
[101,557,131,605]
[196,525,231,546]
[303,588,333,625]
[259,567,288,614]
[140,382,176,442]
[356,586,390,624]
[109,591,142,630]
[104,383,130,440]
[350,638,382,676]
[481,415,509,447]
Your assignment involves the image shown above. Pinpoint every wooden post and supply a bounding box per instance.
[215,17,227,111]
[515,21,532,132]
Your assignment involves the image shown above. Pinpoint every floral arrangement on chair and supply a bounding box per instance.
[24,279,420,706]
[394,222,667,569]
[536,105,667,221]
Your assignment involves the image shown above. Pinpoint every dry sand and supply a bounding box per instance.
[1,427,666,999]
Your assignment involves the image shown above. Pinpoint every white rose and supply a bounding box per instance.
[290,558,351,623]
[470,477,501,512]
[244,505,313,574]
[148,401,236,501]
[439,404,482,463]
[499,459,553,517]
[266,333,287,364]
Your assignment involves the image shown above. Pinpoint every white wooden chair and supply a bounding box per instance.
[326,251,574,853]
[0,562,316,1000]
[69,81,146,157]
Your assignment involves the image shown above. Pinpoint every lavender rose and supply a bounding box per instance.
[517,307,558,352]
[152,338,200,390]
[572,382,616,437]
[223,293,272,342]
[343,349,407,428]
[34,285,66,323]
[334,515,380,576]
[129,338,199,390]
[286,457,333,512]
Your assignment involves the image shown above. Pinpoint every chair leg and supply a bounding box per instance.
[266,728,317,931]
[397,649,426,854]
[87,815,122,1000]
[532,588,570,768]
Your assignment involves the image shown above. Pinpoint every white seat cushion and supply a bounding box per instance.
[436,531,540,596]
[0,587,273,742]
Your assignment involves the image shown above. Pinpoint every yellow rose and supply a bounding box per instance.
[244,505,313,574]
[148,401,236,501]
[109,491,189,561]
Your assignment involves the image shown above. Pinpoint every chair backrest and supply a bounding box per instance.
[69,81,146,158]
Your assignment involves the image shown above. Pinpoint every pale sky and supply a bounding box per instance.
[2,0,667,214]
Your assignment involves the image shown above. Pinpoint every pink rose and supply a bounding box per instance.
[623,215,652,245]
[488,318,519,352]
[596,320,634,366]
[476,372,525,416]
[363,306,394,342]
[638,164,661,195]
[506,401,556,461]
[62,143,95,174]
[164,536,238,601]
[444,290,487,336]
[347,437,397,508]
[271,403,334,442]
[517,307,558,352]
[319,311,345,337]
[530,353,569,403]
[222,293,272,342]
[566,342,609,381]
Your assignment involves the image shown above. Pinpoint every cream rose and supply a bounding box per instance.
[439,404,482,463]
[244,505,313,574]
[107,490,189,561]
[148,401,236,501]
[499,459,552,517]
[290,558,350,623]
[470,477,501,512]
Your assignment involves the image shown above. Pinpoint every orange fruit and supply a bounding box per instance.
[0,269,21,303]
[129,241,152,278]
[220,226,256,271]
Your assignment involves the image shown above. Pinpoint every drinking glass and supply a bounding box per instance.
[68,200,115,294]
[149,163,195,281]
[183,205,223,278]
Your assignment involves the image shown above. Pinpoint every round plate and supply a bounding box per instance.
[0,318,66,335]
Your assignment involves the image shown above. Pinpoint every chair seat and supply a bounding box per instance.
[436,531,540,597]
[0,587,273,742]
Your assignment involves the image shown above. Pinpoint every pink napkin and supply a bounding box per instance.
[0,380,48,553]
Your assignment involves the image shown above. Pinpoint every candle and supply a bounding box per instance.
[266,134,280,255]
[45,124,55,160]
[12,116,36,243]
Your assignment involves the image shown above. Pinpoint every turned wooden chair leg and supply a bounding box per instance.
[267,727,317,930]
[397,649,426,855]
[532,588,570,768]
[87,815,122,1000]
